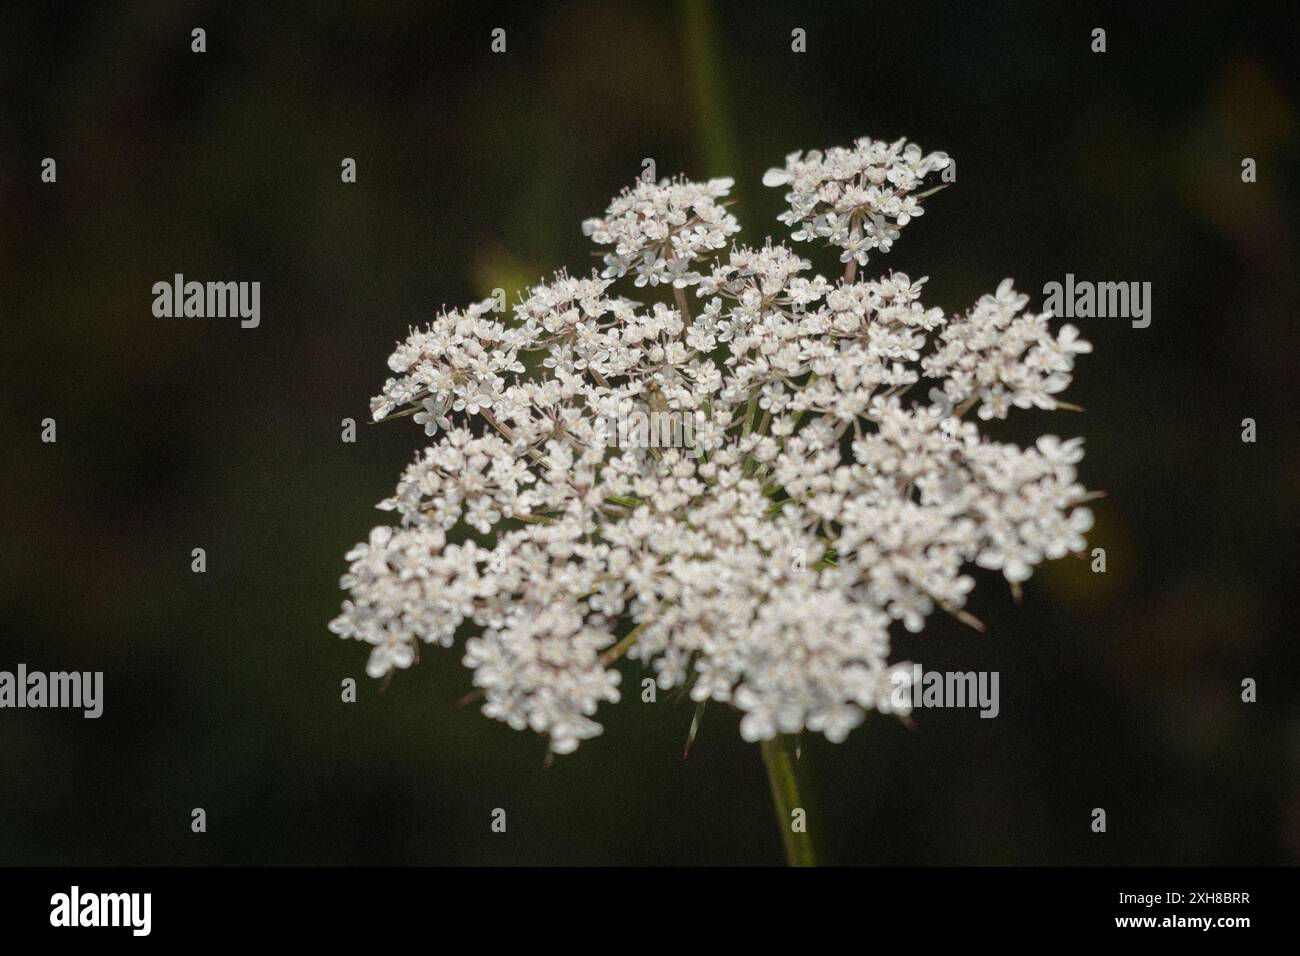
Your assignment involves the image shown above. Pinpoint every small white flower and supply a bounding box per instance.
[366,633,415,678]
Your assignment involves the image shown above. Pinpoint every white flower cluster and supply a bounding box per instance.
[762,137,951,269]
[331,138,1095,755]
[582,175,740,288]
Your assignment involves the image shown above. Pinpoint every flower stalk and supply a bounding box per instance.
[760,734,815,867]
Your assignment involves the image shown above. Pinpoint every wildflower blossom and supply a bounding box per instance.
[332,138,1094,755]
[582,176,740,288]
[762,137,951,268]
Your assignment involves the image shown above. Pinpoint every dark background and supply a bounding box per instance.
[1,0,1296,865]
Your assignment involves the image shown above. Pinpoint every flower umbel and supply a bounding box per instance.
[331,137,1094,756]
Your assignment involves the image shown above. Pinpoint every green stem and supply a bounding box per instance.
[680,0,739,178]
[674,285,693,325]
[760,734,815,866]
